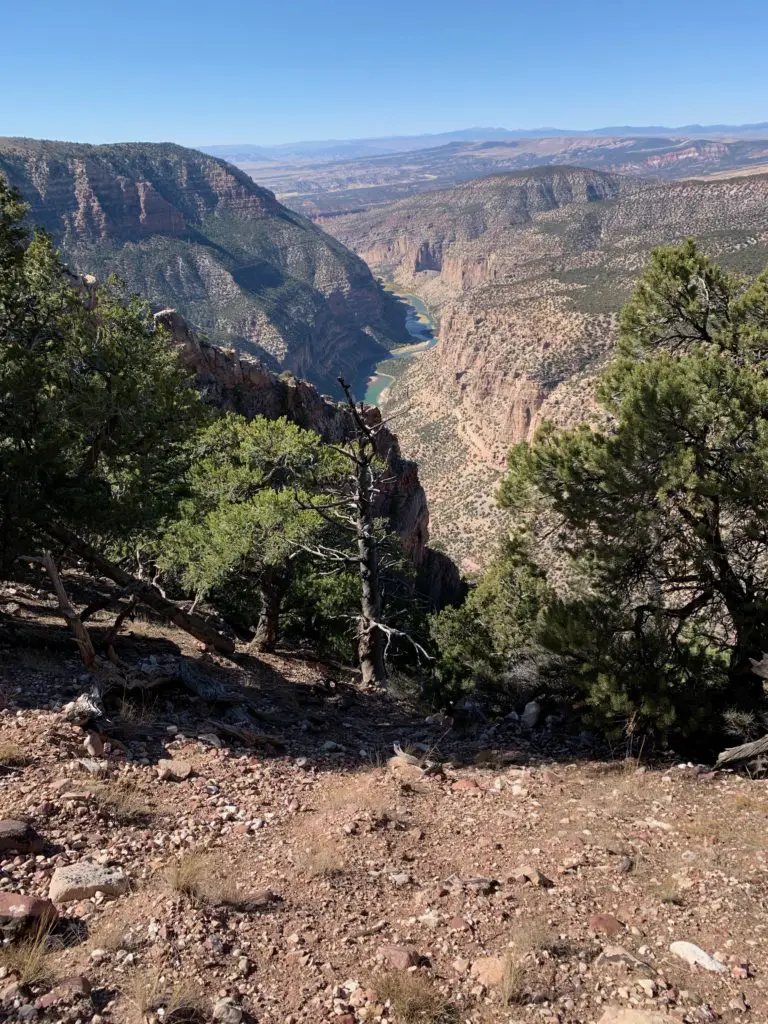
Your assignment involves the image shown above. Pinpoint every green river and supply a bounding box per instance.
[364,292,438,406]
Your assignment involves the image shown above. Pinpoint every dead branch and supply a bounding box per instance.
[41,521,236,656]
[26,551,98,669]
[715,734,768,769]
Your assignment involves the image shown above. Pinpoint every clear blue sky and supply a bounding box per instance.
[2,0,766,146]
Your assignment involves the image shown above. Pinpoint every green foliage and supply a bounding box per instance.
[499,240,768,748]
[428,535,550,709]
[0,176,201,570]
[158,413,342,606]
[156,413,347,649]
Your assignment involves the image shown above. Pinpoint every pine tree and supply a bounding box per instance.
[501,241,768,742]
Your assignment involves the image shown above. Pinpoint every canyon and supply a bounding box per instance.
[325,167,768,568]
[154,307,460,607]
[0,137,408,392]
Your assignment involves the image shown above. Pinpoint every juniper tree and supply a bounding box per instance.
[502,241,768,740]
[158,412,343,652]
[0,175,200,570]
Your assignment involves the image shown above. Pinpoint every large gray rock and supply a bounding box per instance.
[49,863,129,903]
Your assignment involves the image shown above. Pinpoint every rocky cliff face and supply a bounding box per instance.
[327,167,768,567]
[0,137,409,391]
[155,309,461,607]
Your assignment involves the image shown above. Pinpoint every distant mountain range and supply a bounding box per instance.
[202,122,768,164]
[0,138,408,391]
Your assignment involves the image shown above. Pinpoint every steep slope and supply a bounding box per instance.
[154,307,460,608]
[326,168,768,568]
[0,137,408,390]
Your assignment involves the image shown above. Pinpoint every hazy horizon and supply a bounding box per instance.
[3,0,767,146]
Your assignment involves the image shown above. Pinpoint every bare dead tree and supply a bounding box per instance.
[296,377,429,687]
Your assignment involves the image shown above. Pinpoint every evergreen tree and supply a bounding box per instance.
[158,412,345,651]
[501,241,768,743]
[0,176,201,570]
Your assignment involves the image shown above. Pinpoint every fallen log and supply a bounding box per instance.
[42,522,236,656]
[715,734,768,769]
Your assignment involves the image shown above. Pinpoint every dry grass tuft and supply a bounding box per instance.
[164,851,241,906]
[125,968,205,1021]
[89,914,132,952]
[94,777,152,823]
[0,741,29,768]
[0,924,56,987]
[374,971,456,1024]
[296,837,345,878]
[498,919,558,1005]
[118,694,159,726]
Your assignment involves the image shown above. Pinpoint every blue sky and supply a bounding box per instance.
[2,0,766,146]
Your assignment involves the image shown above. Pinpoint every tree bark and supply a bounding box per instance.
[355,457,386,687]
[35,550,98,669]
[42,521,236,656]
[251,565,284,653]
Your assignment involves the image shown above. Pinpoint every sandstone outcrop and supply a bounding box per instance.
[327,167,768,565]
[155,309,461,607]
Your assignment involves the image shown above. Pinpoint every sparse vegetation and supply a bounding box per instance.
[373,971,456,1024]
[0,924,56,987]
[164,851,241,906]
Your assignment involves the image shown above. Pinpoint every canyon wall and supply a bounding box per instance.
[155,309,461,607]
[326,167,768,566]
[0,137,409,392]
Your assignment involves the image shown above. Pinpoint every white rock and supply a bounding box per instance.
[49,863,129,903]
[669,940,727,972]
[521,700,541,729]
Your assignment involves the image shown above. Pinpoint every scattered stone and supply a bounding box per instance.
[0,893,58,939]
[379,944,420,969]
[35,975,92,1010]
[156,759,192,781]
[451,778,482,793]
[0,819,44,854]
[589,913,624,937]
[77,758,108,776]
[670,940,727,973]
[470,956,506,987]
[512,865,553,888]
[597,1010,673,1023]
[49,862,129,903]
[212,997,243,1023]
[389,871,412,887]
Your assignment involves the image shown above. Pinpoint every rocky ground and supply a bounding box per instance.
[1,575,767,1024]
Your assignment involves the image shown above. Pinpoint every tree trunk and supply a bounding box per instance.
[356,460,387,687]
[36,551,97,669]
[252,566,284,653]
[42,521,236,656]
[725,592,768,710]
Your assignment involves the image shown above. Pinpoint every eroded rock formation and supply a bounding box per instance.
[155,309,461,606]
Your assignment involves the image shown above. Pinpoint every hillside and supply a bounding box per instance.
[1,588,766,1024]
[325,168,768,567]
[231,136,768,217]
[0,138,408,390]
